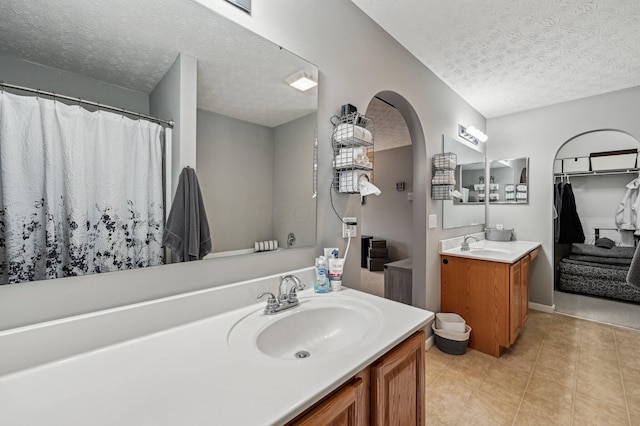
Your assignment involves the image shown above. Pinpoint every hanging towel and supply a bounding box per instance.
[627,245,640,287]
[163,167,211,261]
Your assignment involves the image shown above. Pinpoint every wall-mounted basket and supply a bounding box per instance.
[431,152,457,200]
[331,112,374,194]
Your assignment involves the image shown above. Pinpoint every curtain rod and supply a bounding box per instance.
[0,81,174,128]
[553,169,639,178]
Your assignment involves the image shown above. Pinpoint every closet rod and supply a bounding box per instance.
[0,81,174,128]
[553,169,640,178]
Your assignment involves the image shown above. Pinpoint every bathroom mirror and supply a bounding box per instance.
[442,135,486,229]
[0,0,318,283]
[488,158,529,204]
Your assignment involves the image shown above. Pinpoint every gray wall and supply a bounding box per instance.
[272,113,316,249]
[0,54,148,113]
[487,86,640,307]
[196,109,275,252]
[0,0,486,330]
[361,146,413,261]
[150,53,198,198]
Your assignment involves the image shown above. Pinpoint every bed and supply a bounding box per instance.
[557,243,640,304]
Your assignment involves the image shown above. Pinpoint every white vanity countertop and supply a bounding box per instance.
[0,288,432,425]
[439,234,540,264]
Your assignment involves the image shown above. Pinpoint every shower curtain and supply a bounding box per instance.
[0,91,165,284]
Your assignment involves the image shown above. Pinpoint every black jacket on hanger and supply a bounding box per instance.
[558,182,585,243]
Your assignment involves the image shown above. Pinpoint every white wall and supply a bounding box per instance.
[487,86,640,307]
[150,53,198,197]
[0,0,486,329]
[272,113,316,249]
[361,146,413,261]
[196,109,275,252]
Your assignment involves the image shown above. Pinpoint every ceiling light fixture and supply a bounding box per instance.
[458,124,488,145]
[285,71,317,92]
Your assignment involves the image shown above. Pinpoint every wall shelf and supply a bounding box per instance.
[554,168,640,178]
[331,112,374,194]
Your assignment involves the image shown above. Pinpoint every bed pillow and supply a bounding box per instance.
[595,237,615,249]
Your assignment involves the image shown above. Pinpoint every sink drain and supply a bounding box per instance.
[295,350,311,359]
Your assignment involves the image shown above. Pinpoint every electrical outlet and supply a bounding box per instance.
[342,217,357,238]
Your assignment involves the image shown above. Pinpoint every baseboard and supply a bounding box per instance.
[529,301,555,314]
[425,334,435,351]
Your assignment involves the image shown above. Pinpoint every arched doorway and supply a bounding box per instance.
[358,91,427,308]
[553,129,640,328]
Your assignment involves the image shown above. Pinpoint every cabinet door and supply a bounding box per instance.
[521,254,530,325]
[509,260,522,345]
[441,256,509,357]
[292,370,368,426]
[371,331,425,426]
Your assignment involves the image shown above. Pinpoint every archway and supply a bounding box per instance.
[359,91,427,308]
[553,129,640,328]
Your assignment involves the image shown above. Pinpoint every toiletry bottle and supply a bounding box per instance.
[315,256,329,293]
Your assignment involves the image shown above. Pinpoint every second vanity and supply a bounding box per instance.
[0,267,432,425]
[439,234,540,357]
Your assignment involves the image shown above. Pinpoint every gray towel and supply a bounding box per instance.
[162,167,212,261]
[627,245,640,287]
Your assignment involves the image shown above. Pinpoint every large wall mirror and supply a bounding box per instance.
[442,135,486,229]
[488,158,529,203]
[0,0,318,284]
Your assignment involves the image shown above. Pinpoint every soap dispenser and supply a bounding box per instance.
[314,256,330,293]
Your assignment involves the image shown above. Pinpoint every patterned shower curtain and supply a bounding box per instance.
[0,91,165,284]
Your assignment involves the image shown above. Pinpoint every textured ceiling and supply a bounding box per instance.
[351,0,640,118]
[0,0,317,128]
[365,98,411,151]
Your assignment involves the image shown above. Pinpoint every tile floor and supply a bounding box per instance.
[425,310,640,425]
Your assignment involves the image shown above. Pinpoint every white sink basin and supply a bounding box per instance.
[227,295,383,361]
[466,248,513,256]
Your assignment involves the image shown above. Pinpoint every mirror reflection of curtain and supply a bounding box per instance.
[0,91,165,285]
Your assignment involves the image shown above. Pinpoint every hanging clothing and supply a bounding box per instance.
[554,182,564,243]
[0,91,165,285]
[558,183,585,243]
[615,177,640,234]
[163,167,211,261]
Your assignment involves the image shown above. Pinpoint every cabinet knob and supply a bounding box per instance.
[442,258,449,265]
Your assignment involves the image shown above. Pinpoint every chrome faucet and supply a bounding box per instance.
[257,274,306,315]
[460,235,479,251]
[279,274,305,303]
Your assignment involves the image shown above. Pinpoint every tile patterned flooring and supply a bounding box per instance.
[425,311,640,425]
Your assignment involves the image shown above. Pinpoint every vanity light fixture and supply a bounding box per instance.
[458,124,488,145]
[285,71,318,92]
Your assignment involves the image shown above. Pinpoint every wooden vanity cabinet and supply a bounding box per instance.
[291,369,369,425]
[371,331,425,425]
[288,330,424,426]
[440,249,538,357]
